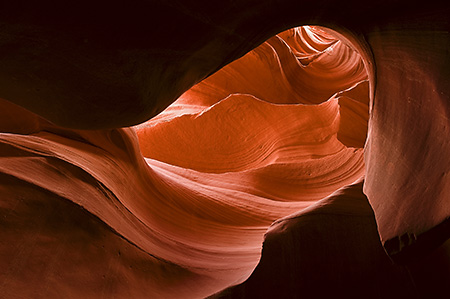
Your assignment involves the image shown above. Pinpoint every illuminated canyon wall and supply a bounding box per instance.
[0,1,449,298]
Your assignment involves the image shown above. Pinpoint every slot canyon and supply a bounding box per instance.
[0,1,449,298]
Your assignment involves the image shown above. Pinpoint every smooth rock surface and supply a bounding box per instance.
[1,1,449,298]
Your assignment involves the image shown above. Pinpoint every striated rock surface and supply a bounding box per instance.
[0,26,369,298]
[1,1,449,298]
[211,181,417,298]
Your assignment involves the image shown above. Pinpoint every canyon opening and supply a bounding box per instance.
[0,2,449,299]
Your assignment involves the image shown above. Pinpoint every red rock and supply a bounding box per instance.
[0,1,449,298]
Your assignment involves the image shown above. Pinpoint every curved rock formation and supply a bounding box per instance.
[211,181,417,298]
[1,1,449,298]
[0,25,369,298]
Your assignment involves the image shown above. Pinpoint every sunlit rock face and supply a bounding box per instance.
[0,1,449,298]
[0,26,369,298]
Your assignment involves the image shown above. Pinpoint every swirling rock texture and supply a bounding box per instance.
[0,1,449,298]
